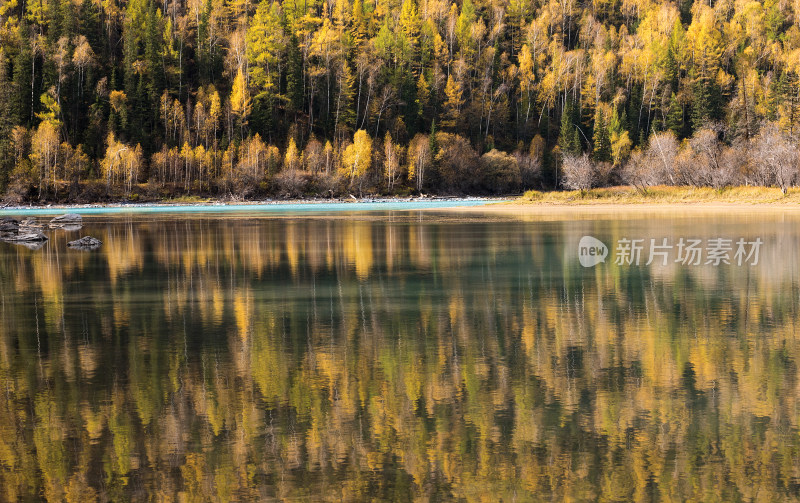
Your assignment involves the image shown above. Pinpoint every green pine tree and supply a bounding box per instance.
[12,30,34,125]
[558,100,580,156]
[286,33,303,113]
[572,127,582,154]
[592,106,611,162]
[666,93,684,137]
[690,72,712,131]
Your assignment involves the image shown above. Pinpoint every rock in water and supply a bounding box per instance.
[49,213,83,229]
[3,231,49,243]
[0,218,19,233]
[19,218,42,229]
[68,236,102,250]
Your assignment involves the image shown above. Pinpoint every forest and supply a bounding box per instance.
[1,0,800,200]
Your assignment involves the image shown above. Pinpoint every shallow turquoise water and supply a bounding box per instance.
[0,199,496,216]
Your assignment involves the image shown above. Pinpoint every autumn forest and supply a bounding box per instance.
[1,0,800,201]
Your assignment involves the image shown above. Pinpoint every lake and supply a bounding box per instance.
[0,205,799,501]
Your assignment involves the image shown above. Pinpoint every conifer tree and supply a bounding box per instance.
[558,100,580,157]
[593,105,611,162]
[666,93,684,138]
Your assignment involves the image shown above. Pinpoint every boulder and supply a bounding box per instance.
[68,236,102,251]
[3,231,48,243]
[19,218,42,229]
[0,220,48,249]
[49,213,83,229]
[0,218,19,233]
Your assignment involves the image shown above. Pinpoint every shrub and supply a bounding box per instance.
[717,141,748,188]
[480,149,521,194]
[310,171,342,197]
[3,159,36,204]
[515,135,544,189]
[273,169,310,198]
[622,131,679,192]
[749,122,799,194]
[435,132,480,193]
[561,153,596,192]
[680,126,741,189]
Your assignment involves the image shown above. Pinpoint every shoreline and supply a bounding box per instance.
[438,199,800,221]
[0,197,506,215]
[0,195,494,208]
[443,201,800,212]
[6,186,800,215]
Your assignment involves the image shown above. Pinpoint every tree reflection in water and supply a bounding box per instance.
[0,211,798,501]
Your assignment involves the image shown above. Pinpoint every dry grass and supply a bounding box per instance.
[517,186,800,205]
[164,194,215,203]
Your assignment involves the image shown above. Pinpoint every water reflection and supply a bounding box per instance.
[0,211,800,501]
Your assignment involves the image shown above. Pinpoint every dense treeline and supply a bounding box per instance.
[1,0,800,200]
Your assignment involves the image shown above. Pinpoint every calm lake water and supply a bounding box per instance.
[1,207,800,501]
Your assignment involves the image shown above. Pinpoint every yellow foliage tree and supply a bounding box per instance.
[101,133,141,194]
[518,44,535,127]
[383,131,401,191]
[340,130,373,191]
[284,137,300,171]
[442,74,463,129]
[31,120,60,197]
[230,67,251,139]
